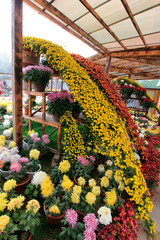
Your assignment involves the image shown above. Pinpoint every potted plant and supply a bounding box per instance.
[121,85,135,98]
[134,87,146,98]
[23,64,53,92]
[27,149,41,180]
[141,98,156,112]
[47,90,74,121]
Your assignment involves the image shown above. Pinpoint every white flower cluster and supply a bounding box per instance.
[98,206,112,225]
[0,147,20,164]
[31,171,47,186]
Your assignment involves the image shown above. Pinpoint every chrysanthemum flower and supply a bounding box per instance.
[9,141,16,149]
[92,186,100,196]
[65,209,78,229]
[58,160,71,173]
[100,176,109,188]
[3,179,17,192]
[26,199,40,213]
[85,192,96,205]
[49,205,60,214]
[83,228,96,240]
[98,206,112,225]
[73,185,82,195]
[10,162,22,173]
[0,215,10,232]
[77,177,86,186]
[83,213,99,231]
[88,179,96,187]
[105,170,113,179]
[97,164,105,173]
[105,188,117,206]
[41,175,54,198]
[0,193,8,212]
[29,149,40,160]
[71,192,80,204]
[61,175,73,191]
[7,195,25,211]
[32,171,47,186]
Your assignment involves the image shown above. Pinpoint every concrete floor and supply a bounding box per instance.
[138,183,160,240]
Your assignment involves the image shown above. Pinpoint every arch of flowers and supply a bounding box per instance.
[23,36,156,237]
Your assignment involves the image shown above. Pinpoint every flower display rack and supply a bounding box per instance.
[23,81,62,154]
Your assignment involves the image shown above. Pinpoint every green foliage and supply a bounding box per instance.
[59,219,84,240]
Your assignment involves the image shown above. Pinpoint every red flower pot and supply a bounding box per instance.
[43,204,65,225]
[14,174,30,192]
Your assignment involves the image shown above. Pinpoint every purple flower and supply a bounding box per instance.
[83,228,96,240]
[65,209,78,229]
[48,90,74,103]
[83,213,99,231]
[23,64,53,74]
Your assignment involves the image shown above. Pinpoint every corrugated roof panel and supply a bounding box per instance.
[127,0,160,15]
[75,13,102,33]
[110,18,139,40]
[88,0,109,9]
[90,28,115,44]
[121,37,144,49]
[135,6,160,35]
[95,0,128,25]
[103,41,123,51]
[52,0,87,21]
[145,33,160,46]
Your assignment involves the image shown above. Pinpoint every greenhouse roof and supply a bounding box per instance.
[136,80,160,89]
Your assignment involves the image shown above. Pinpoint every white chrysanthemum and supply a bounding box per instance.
[32,171,47,186]
[106,160,113,166]
[4,115,10,120]
[139,133,144,138]
[0,151,11,163]
[3,129,12,138]
[134,152,140,161]
[30,132,38,138]
[10,147,19,155]
[98,164,105,173]
[98,206,112,225]
[3,120,10,128]
[11,154,21,163]
[144,140,148,145]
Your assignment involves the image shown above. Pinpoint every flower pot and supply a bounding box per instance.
[27,163,41,180]
[14,174,30,192]
[24,108,29,115]
[76,209,84,223]
[22,48,40,68]
[43,204,65,225]
[0,169,12,180]
[32,82,46,92]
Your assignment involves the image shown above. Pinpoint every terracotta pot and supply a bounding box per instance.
[22,48,40,68]
[32,82,46,92]
[43,204,65,225]
[25,108,29,115]
[0,169,12,180]
[14,174,30,192]
[76,209,84,223]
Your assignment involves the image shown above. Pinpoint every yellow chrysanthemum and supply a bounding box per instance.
[85,192,96,205]
[100,176,109,188]
[58,160,71,173]
[61,175,73,191]
[0,193,8,212]
[114,170,123,183]
[105,188,117,206]
[92,186,100,196]
[3,179,17,192]
[29,149,40,160]
[0,139,5,146]
[77,177,86,186]
[73,185,82,195]
[71,192,80,204]
[28,130,35,136]
[26,199,40,213]
[9,141,16,149]
[9,127,13,134]
[0,215,10,232]
[0,135,5,141]
[41,175,54,198]
[88,178,96,187]
[118,182,125,191]
[49,205,60,214]
[7,195,25,211]
[105,170,113,179]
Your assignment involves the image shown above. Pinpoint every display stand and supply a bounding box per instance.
[23,81,62,154]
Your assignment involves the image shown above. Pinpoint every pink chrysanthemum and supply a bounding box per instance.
[89,155,95,162]
[65,209,78,229]
[42,134,49,140]
[33,137,41,142]
[43,138,50,144]
[10,162,22,173]
[77,156,89,166]
[18,157,29,163]
[83,213,99,231]
[83,228,96,240]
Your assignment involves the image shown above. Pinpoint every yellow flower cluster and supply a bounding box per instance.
[41,175,54,198]
[9,141,16,149]
[7,195,25,211]
[29,149,40,160]
[49,205,60,214]
[105,170,113,179]
[85,192,96,205]
[0,193,8,212]
[92,186,100,196]
[23,36,154,235]
[88,179,96,187]
[105,188,117,206]
[0,99,12,113]
[60,112,86,162]
[61,175,73,191]
[0,215,10,232]
[3,179,17,192]
[71,192,80,204]
[73,185,82,195]
[100,176,109,188]
[58,159,71,173]
[77,177,86,186]
[26,199,40,213]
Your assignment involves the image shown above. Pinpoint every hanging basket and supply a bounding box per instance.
[22,48,40,68]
